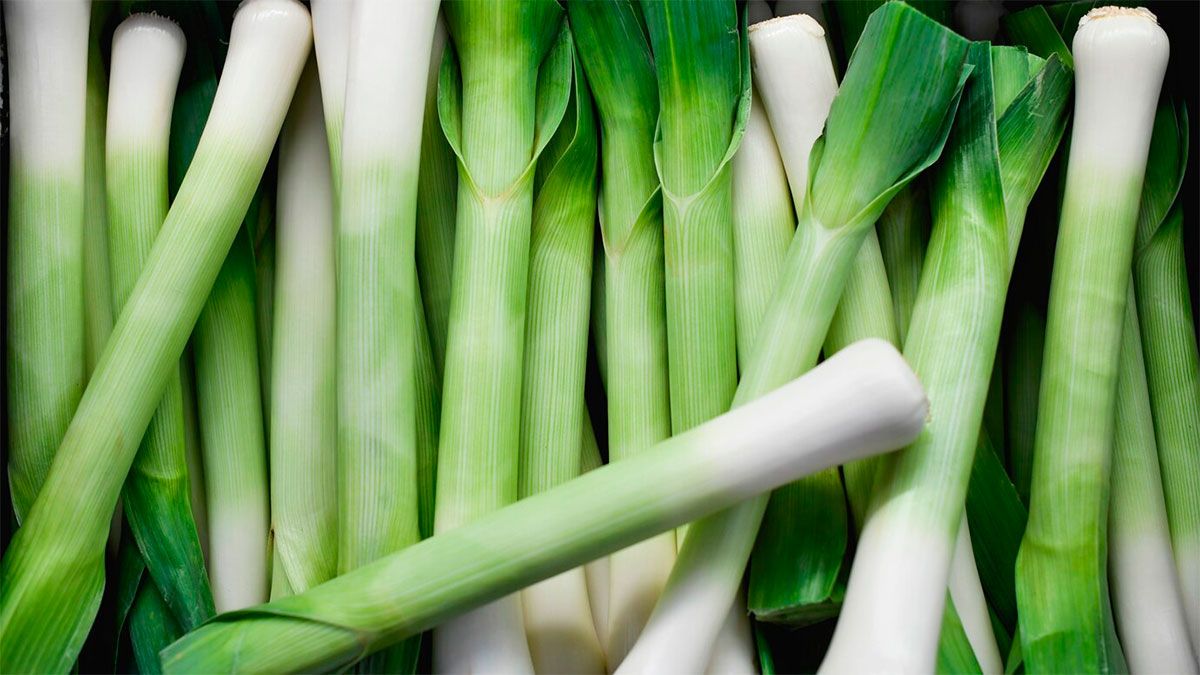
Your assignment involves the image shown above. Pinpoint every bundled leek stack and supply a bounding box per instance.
[3,1,1199,674]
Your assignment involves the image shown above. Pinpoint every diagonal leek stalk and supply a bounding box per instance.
[1015,8,1168,673]
[1108,288,1199,674]
[619,6,969,673]
[5,0,89,524]
[0,1,311,670]
[567,1,675,662]
[415,19,458,375]
[433,4,571,671]
[83,3,114,376]
[517,53,604,673]
[742,14,863,625]
[269,58,337,597]
[1131,100,1200,653]
[194,221,270,612]
[162,339,929,674]
[105,10,214,634]
[822,43,1070,674]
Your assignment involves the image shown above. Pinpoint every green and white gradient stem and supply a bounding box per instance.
[5,0,89,524]
[1108,288,1198,674]
[823,44,1070,674]
[1131,101,1200,653]
[620,8,968,673]
[194,224,270,612]
[0,2,311,670]
[568,1,675,663]
[1016,8,1168,673]
[731,90,794,368]
[105,11,214,632]
[644,0,743,444]
[517,55,603,673]
[270,58,337,596]
[433,3,570,671]
[162,339,928,675]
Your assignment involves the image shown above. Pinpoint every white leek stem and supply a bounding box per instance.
[947,517,1002,674]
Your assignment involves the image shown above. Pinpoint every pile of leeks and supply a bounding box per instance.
[1,1,1197,674]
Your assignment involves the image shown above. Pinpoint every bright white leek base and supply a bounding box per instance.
[748,13,837,206]
[522,571,606,674]
[106,16,186,154]
[617,340,929,675]
[820,506,953,674]
[947,517,1002,674]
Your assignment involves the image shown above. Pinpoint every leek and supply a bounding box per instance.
[105,9,213,633]
[1131,100,1200,653]
[517,52,604,672]
[581,412,611,652]
[731,91,793,369]
[641,1,751,663]
[567,1,675,661]
[5,0,89,523]
[269,58,337,596]
[1108,288,1198,673]
[194,221,270,612]
[1015,8,1168,672]
[620,6,968,673]
[432,3,571,670]
[162,339,929,674]
[0,2,311,669]
[823,42,1070,673]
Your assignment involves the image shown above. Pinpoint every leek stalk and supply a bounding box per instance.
[1131,100,1200,653]
[567,1,675,661]
[269,58,337,596]
[5,0,89,524]
[194,221,270,612]
[1015,8,1168,672]
[641,1,752,662]
[823,43,1070,674]
[620,7,969,672]
[432,3,571,670]
[517,53,604,672]
[1108,288,1198,673]
[0,1,311,670]
[105,9,213,634]
[162,339,928,675]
